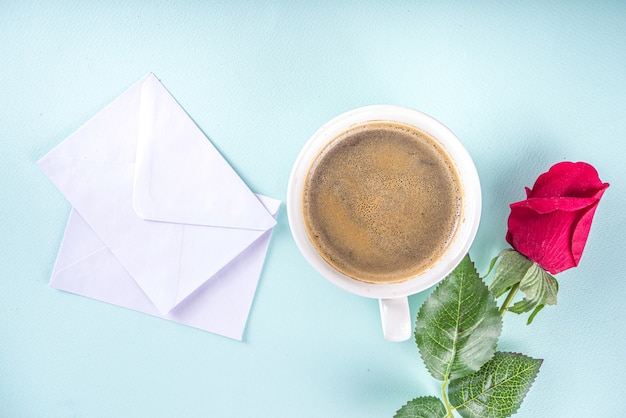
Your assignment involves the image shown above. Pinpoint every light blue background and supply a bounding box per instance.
[2,2,625,417]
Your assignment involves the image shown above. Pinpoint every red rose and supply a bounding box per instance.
[506,162,609,274]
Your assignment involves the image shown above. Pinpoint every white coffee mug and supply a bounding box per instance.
[287,105,481,341]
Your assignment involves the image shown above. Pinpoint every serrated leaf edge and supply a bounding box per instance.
[394,395,446,418]
[450,351,543,418]
[415,255,502,382]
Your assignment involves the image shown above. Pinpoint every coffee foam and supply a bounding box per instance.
[302,121,462,284]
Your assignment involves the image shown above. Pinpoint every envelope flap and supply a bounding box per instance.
[172,194,281,309]
[132,74,276,231]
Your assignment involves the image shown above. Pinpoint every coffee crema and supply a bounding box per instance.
[301,121,462,284]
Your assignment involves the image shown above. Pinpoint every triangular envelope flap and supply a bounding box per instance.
[173,194,281,307]
[132,74,276,231]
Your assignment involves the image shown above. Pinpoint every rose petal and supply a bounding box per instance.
[512,196,600,215]
[570,187,608,263]
[506,206,581,273]
[529,162,608,199]
[524,187,532,199]
[507,162,609,274]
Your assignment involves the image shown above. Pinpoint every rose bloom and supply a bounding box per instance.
[506,162,609,274]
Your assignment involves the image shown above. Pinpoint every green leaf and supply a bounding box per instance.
[394,396,447,418]
[508,263,558,319]
[488,249,533,298]
[448,352,542,418]
[484,253,501,277]
[526,304,545,325]
[415,255,502,381]
[488,249,559,323]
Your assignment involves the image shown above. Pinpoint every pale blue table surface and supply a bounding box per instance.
[2,2,625,417]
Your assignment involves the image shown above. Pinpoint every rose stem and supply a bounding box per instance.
[499,282,520,316]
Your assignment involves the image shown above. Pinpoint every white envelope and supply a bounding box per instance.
[38,73,280,340]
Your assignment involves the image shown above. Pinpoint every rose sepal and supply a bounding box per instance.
[488,249,559,324]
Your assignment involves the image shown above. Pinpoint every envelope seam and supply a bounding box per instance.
[52,246,109,278]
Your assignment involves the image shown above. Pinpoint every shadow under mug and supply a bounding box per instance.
[287,105,482,341]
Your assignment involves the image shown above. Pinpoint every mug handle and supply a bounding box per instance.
[378,297,412,342]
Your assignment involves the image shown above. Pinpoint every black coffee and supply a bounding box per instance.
[302,121,462,284]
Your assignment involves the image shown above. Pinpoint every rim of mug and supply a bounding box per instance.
[287,105,482,299]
